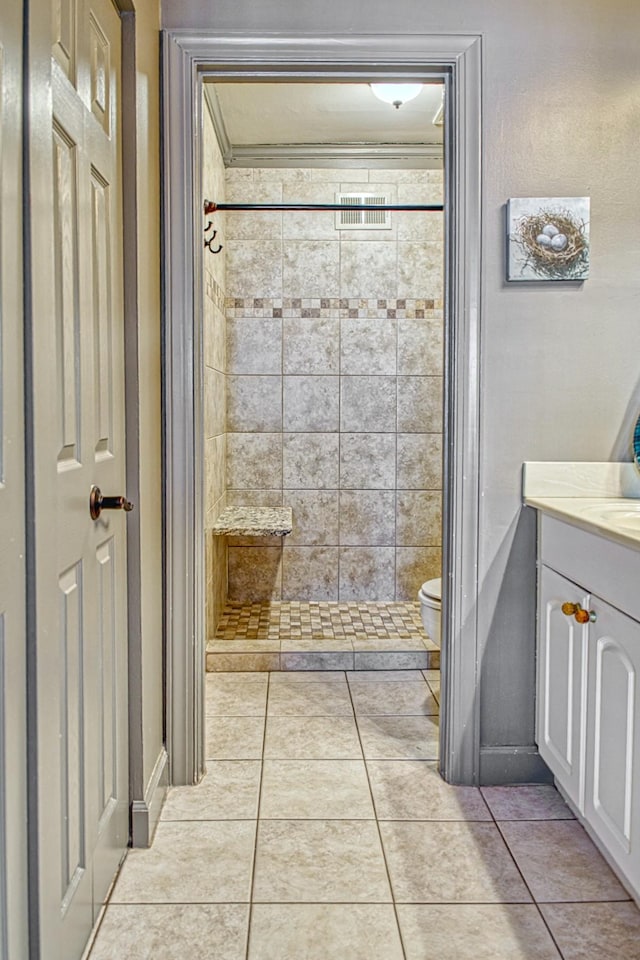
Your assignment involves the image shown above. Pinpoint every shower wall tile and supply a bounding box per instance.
[395,547,442,601]
[204,300,227,374]
[226,433,282,489]
[205,366,226,439]
[340,180,398,197]
[282,183,340,240]
[398,241,443,300]
[227,546,283,601]
[309,167,369,182]
[340,490,396,546]
[340,434,396,490]
[340,376,396,432]
[283,317,340,375]
[227,375,282,432]
[397,183,444,241]
[396,491,442,547]
[206,435,226,513]
[340,241,398,299]
[225,240,283,299]
[283,241,340,298]
[203,107,227,635]
[423,169,445,196]
[339,547,396,602]
[225,168,254,183]
[397,377,443,433]
[397,319,443,376]
[225,181,282,241]
[397,434,443,490]
[283,433,340,489]
[227,317,282,374]
[227,489,284,508]
[203,120,226,242]
[222,166,444,602]
[283,376,340,432]
[381,169,443,189]
[204,440,216,524]
[208,530,228,638]
[284,490,340,546]
[340,318,397,375]
[254,168,312,183]
[282,546,340,601]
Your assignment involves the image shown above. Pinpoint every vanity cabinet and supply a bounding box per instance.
[536,514,640,900]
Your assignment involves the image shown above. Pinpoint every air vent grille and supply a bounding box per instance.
[335,193,391,230]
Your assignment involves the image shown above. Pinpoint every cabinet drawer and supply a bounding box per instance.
[540,514,640,622]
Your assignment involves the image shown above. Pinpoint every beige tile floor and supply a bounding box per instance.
[87,670,640,959]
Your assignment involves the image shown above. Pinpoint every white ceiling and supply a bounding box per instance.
[207,81,444,150]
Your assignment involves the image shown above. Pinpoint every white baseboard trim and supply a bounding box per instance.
[130,747,169,848]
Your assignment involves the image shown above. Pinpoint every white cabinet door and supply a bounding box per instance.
[584,597,640,896]
[537,566,589,810]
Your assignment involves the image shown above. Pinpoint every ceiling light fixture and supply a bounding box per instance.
[370,83,422,110]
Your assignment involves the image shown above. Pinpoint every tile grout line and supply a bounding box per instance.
[345,677,409,960]
[244,672,270,960]
[489,809,566,959]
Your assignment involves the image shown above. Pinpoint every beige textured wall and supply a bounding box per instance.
[225,166,444,602]
[202,99,228,635]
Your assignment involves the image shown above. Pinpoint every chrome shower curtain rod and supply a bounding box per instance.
[202,199,444,253]
[204,200,444,213]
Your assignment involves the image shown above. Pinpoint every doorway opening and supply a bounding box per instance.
[201,78,445,688]
[162,33,482,787]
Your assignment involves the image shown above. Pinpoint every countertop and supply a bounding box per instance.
[523,462,640,550]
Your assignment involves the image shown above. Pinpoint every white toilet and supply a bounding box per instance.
[418,577,441,647]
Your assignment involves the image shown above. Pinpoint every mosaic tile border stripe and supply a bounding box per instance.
[225,297,444,319]
[205,273,226,313]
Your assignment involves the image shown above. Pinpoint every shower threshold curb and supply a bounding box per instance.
[205,643,440,673]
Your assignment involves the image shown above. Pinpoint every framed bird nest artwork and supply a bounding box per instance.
[507,197,590,281]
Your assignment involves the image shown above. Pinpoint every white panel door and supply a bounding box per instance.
[536,566,589,810]
[0,1,28,957]
[29,0,130,955]
[584,597,640,895]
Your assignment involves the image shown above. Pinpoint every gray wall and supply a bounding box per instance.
[162,0,640,780]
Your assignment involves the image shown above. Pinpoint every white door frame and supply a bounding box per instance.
[162,32,483,786]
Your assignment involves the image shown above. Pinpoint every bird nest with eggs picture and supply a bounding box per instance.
[507,197,590,281]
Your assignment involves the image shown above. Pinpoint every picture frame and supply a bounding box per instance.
[507,197,590,282]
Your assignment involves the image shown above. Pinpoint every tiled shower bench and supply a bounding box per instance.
[208,506,439,672]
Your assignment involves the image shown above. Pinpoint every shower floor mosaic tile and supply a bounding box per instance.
[207,601,439,672]
[86,670,640,960]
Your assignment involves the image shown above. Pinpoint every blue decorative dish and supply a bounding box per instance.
[634,413,640,469]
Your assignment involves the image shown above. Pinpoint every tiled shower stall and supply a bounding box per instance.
[203,108,444,639]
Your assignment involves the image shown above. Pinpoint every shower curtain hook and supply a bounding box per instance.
[203,200,223,254]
